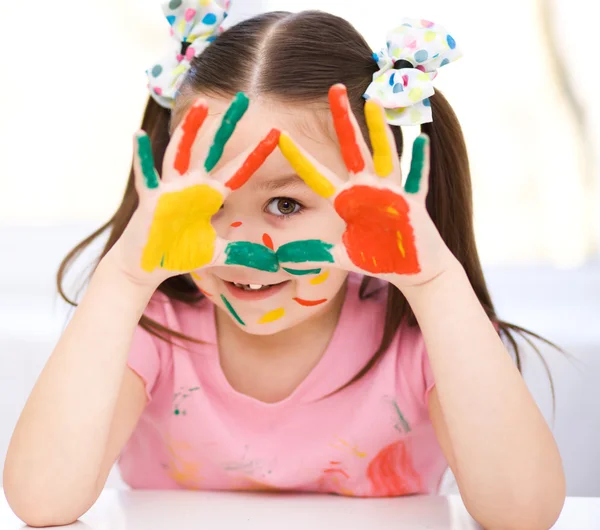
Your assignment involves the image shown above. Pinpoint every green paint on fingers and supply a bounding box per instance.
[204,92,250,172]
[404,135,428,194]
[282,267,322,276]
[277,240,334,264]
[137,134,159,189]
[224,241,279,272]
[220,294,246,326]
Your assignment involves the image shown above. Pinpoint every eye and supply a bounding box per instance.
[266,197,302,217]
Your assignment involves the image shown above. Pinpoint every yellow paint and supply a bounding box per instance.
[258,307,285,324]
[191,272,202,281]
[396,231,406,258]
[279,134,336,199]
[360,251,366,264]
[141,184,223,272]
[310,270,330,285]
[386,206,399,216]
[365,100,394,177]
[329,438,367,458]
[163,435,203,488]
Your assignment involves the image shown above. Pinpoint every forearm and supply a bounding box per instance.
[3,258,154,506]
[401,261,565,529]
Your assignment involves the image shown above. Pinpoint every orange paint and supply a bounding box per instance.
[324,468,350,479]
[230,221,243,228]
[198,287,213,297]
[334,186,420,275]
[262,233,274,250]
[174,102,209,175]
[367,440,424,497]
[330,461,341,465]
[329,85,365,174]
[225,128,280,190]
[293,297,327,307]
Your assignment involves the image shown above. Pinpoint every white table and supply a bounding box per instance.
[0,490,599,529]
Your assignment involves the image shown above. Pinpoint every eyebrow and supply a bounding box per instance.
[252,174,307,192]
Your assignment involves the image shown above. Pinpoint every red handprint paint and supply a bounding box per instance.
[174,102,209,175]
[367,440,424,496]
[334,186,420,274]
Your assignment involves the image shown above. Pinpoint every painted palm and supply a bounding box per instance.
[278,84,453,287]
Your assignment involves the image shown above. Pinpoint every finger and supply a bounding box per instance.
[364,100,399,179]
[173,100,209,175]
[404,134,430,198]
[215,128,280,191]
[162,98,209,181]
[278,132,343,200]
[328,84,373,177]
[204,92,250,173]
[134,131,160,194]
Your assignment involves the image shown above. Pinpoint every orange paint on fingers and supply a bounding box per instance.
[225,129,280,190]
[329,84,365,174]
[174,102,209,175]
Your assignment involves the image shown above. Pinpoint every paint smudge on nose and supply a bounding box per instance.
[230,221,243,228]
[220,294,245,326]
[224,241,279,272]
[258,307,285,324]
[262,233,274,250]
[293,297,327,307]
[283,267,322,276]
[277,240,334,264]
[310,270,330,285]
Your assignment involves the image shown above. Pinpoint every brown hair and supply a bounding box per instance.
[58,10,560,397]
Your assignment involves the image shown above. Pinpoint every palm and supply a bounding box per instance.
[277,84,454,287]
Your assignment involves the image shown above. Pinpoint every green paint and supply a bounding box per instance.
[277,240,334,264]
[160,255,165,268]
[404,134,428,194]
[282,267,322,276]
[204,92,250,172]
[393,401,411,433]
[220,294,246,326]
[224,241,279,272]
[137,134,159,189]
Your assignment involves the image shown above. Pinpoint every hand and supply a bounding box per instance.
[105,93,280,288]
[277,84,457,289]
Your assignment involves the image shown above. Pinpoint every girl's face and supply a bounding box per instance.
[174,96,350,335]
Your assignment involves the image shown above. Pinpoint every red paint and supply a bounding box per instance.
[324,468,350,479]
[225,129,280,190]
[174,102,209,175]
[328,85,365,174]
[198,287,213,297]
[367,440,424,497]
[329,461,341,465]
[293,297,328,307]
[230,221,243,228]
[262,233,274,250]
[334,185,420,275]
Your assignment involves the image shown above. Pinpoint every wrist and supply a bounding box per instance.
[398,257,466,304]
[94,255,159,301]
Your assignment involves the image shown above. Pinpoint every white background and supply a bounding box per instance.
[0,0,598,496]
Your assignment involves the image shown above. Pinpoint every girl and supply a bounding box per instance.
[4,2,565,529]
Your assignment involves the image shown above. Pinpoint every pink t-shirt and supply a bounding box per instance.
[119,274,447,496]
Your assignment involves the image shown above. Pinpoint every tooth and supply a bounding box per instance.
[249,284,263,290]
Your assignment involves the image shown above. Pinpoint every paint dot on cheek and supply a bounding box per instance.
[231,221,242,228]
[310,270,330,285]
[262,233,274,250]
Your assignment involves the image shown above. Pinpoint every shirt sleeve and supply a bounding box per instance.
[127,298,167,402]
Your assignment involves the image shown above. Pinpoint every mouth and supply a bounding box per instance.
[223,279,290,301]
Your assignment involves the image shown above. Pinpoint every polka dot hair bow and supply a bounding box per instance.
[148,0,231,109]
[364,18,462,126]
